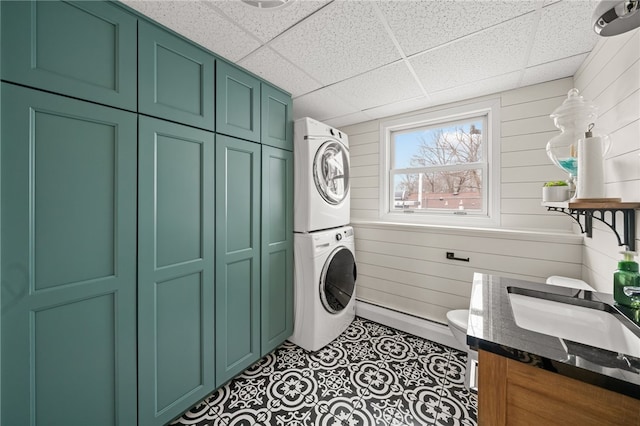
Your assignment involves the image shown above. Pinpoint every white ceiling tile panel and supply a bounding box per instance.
[376,0,538,56]
[204,0,329,43]
[363,96,433,120]
[324,111,374,129]
[293,88,360,121]
[428,71,521,106]
[122,0,261,62]
[238,47,322,97]
[270,1,401,85]
[123,0,603,129]
[410,14,536,93]
[521,53,588,87]
[527,0,599,66]
[328,62,423,110]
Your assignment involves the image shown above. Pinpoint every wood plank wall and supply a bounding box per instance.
[574,28,640,291]
[342,78,588,324]
[353,224,582,323]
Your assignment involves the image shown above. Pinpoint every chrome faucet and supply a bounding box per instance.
[623,286,640,297]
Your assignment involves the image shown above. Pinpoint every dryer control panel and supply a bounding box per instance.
[310,226,354,250]
[336,228,353,241]
[301,116,348,145]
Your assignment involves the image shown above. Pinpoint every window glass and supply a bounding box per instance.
[390,118,485,214]
[380,99,499,226]
[393,169,483,212]
[393,120,483,169]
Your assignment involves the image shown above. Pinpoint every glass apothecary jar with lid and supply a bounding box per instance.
[546,88,598,193]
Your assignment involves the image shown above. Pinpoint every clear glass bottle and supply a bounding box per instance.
[546,89,598,194]
[613,251,640,309]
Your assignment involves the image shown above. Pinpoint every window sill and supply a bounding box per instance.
[381,211,499,228]
[350,219,583,245]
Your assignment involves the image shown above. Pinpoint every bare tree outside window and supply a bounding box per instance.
[382,99,498,225]
[391,119,485,212]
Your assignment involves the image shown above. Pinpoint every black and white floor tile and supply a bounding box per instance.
[172,317,477,426]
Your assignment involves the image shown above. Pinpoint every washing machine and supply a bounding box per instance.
[294,117,350,233]
[289,225,357,351]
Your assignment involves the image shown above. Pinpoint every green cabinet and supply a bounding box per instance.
[216,61,261,143]
[1,83,138,426]
[137,116,216,426]
[215,62,293,148]
[215,135,261,386]
[1,2,295,423]
[261,84,294,151]
[138,20,215,131]
[261,146,294,354]
[1,0,137,111]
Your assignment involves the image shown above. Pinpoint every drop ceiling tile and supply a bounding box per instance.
[270,1,401,85]
[205,0,329,43]
[123,0,603,133]
[428,71,521,107]
[238,47,321,97]
[528,0,599,66]
[328,62,423,110]
[521,54,589,87]
[293,88,360,121]
[410,14,536,93]
[324,111,374,129]
[122,0,260,62]
[376,0,538,56]
[363,96,432,120]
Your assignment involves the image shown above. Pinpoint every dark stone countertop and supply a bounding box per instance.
[466,273,640,399]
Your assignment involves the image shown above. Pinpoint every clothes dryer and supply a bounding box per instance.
[294,117,350,233]
[289,226,356,351]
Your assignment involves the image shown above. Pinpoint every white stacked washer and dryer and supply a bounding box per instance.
[289,117,357,352]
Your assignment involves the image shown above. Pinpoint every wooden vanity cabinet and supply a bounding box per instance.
[478,349,640,426]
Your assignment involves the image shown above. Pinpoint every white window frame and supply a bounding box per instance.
[379,98,501,227]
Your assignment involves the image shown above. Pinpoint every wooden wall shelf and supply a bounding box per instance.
[542,201,640,251]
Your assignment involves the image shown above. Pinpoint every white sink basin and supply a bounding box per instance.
[508,292,640,357]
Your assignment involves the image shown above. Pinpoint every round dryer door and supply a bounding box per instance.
[313,141,350,205]
[320,247,357,314]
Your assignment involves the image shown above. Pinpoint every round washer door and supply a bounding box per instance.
[320,246,357,314]
[313,140,350,205]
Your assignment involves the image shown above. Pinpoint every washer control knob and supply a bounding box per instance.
[336,233,342,241]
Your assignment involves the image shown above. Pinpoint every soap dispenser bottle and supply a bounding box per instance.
[613,251,640,308]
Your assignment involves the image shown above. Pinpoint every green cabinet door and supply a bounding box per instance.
[138,116,216,426]
[215,135,261,386]
[216,61,261,142]
[1,0,137,111]
[1,83,137,426]
[138,20,215,131]
[261,146,294,355]
[261,84,293,151]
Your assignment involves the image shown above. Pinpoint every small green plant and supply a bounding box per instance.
[543,181,568,187]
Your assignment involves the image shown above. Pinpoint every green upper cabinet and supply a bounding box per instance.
[0,0,137,111]
[261,146,294,355]
[216,61,261,143]
[215,135,261,387]
[261,84,293,151]
[138,20,215,131]
[138,116,216,426]
[1,83,137,426]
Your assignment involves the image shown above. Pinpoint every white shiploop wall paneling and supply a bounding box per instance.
[342,77,591,324]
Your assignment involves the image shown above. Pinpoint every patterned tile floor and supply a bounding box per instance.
[172,317,477,426]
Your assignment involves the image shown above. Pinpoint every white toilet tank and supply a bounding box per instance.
[545,275,595,291]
